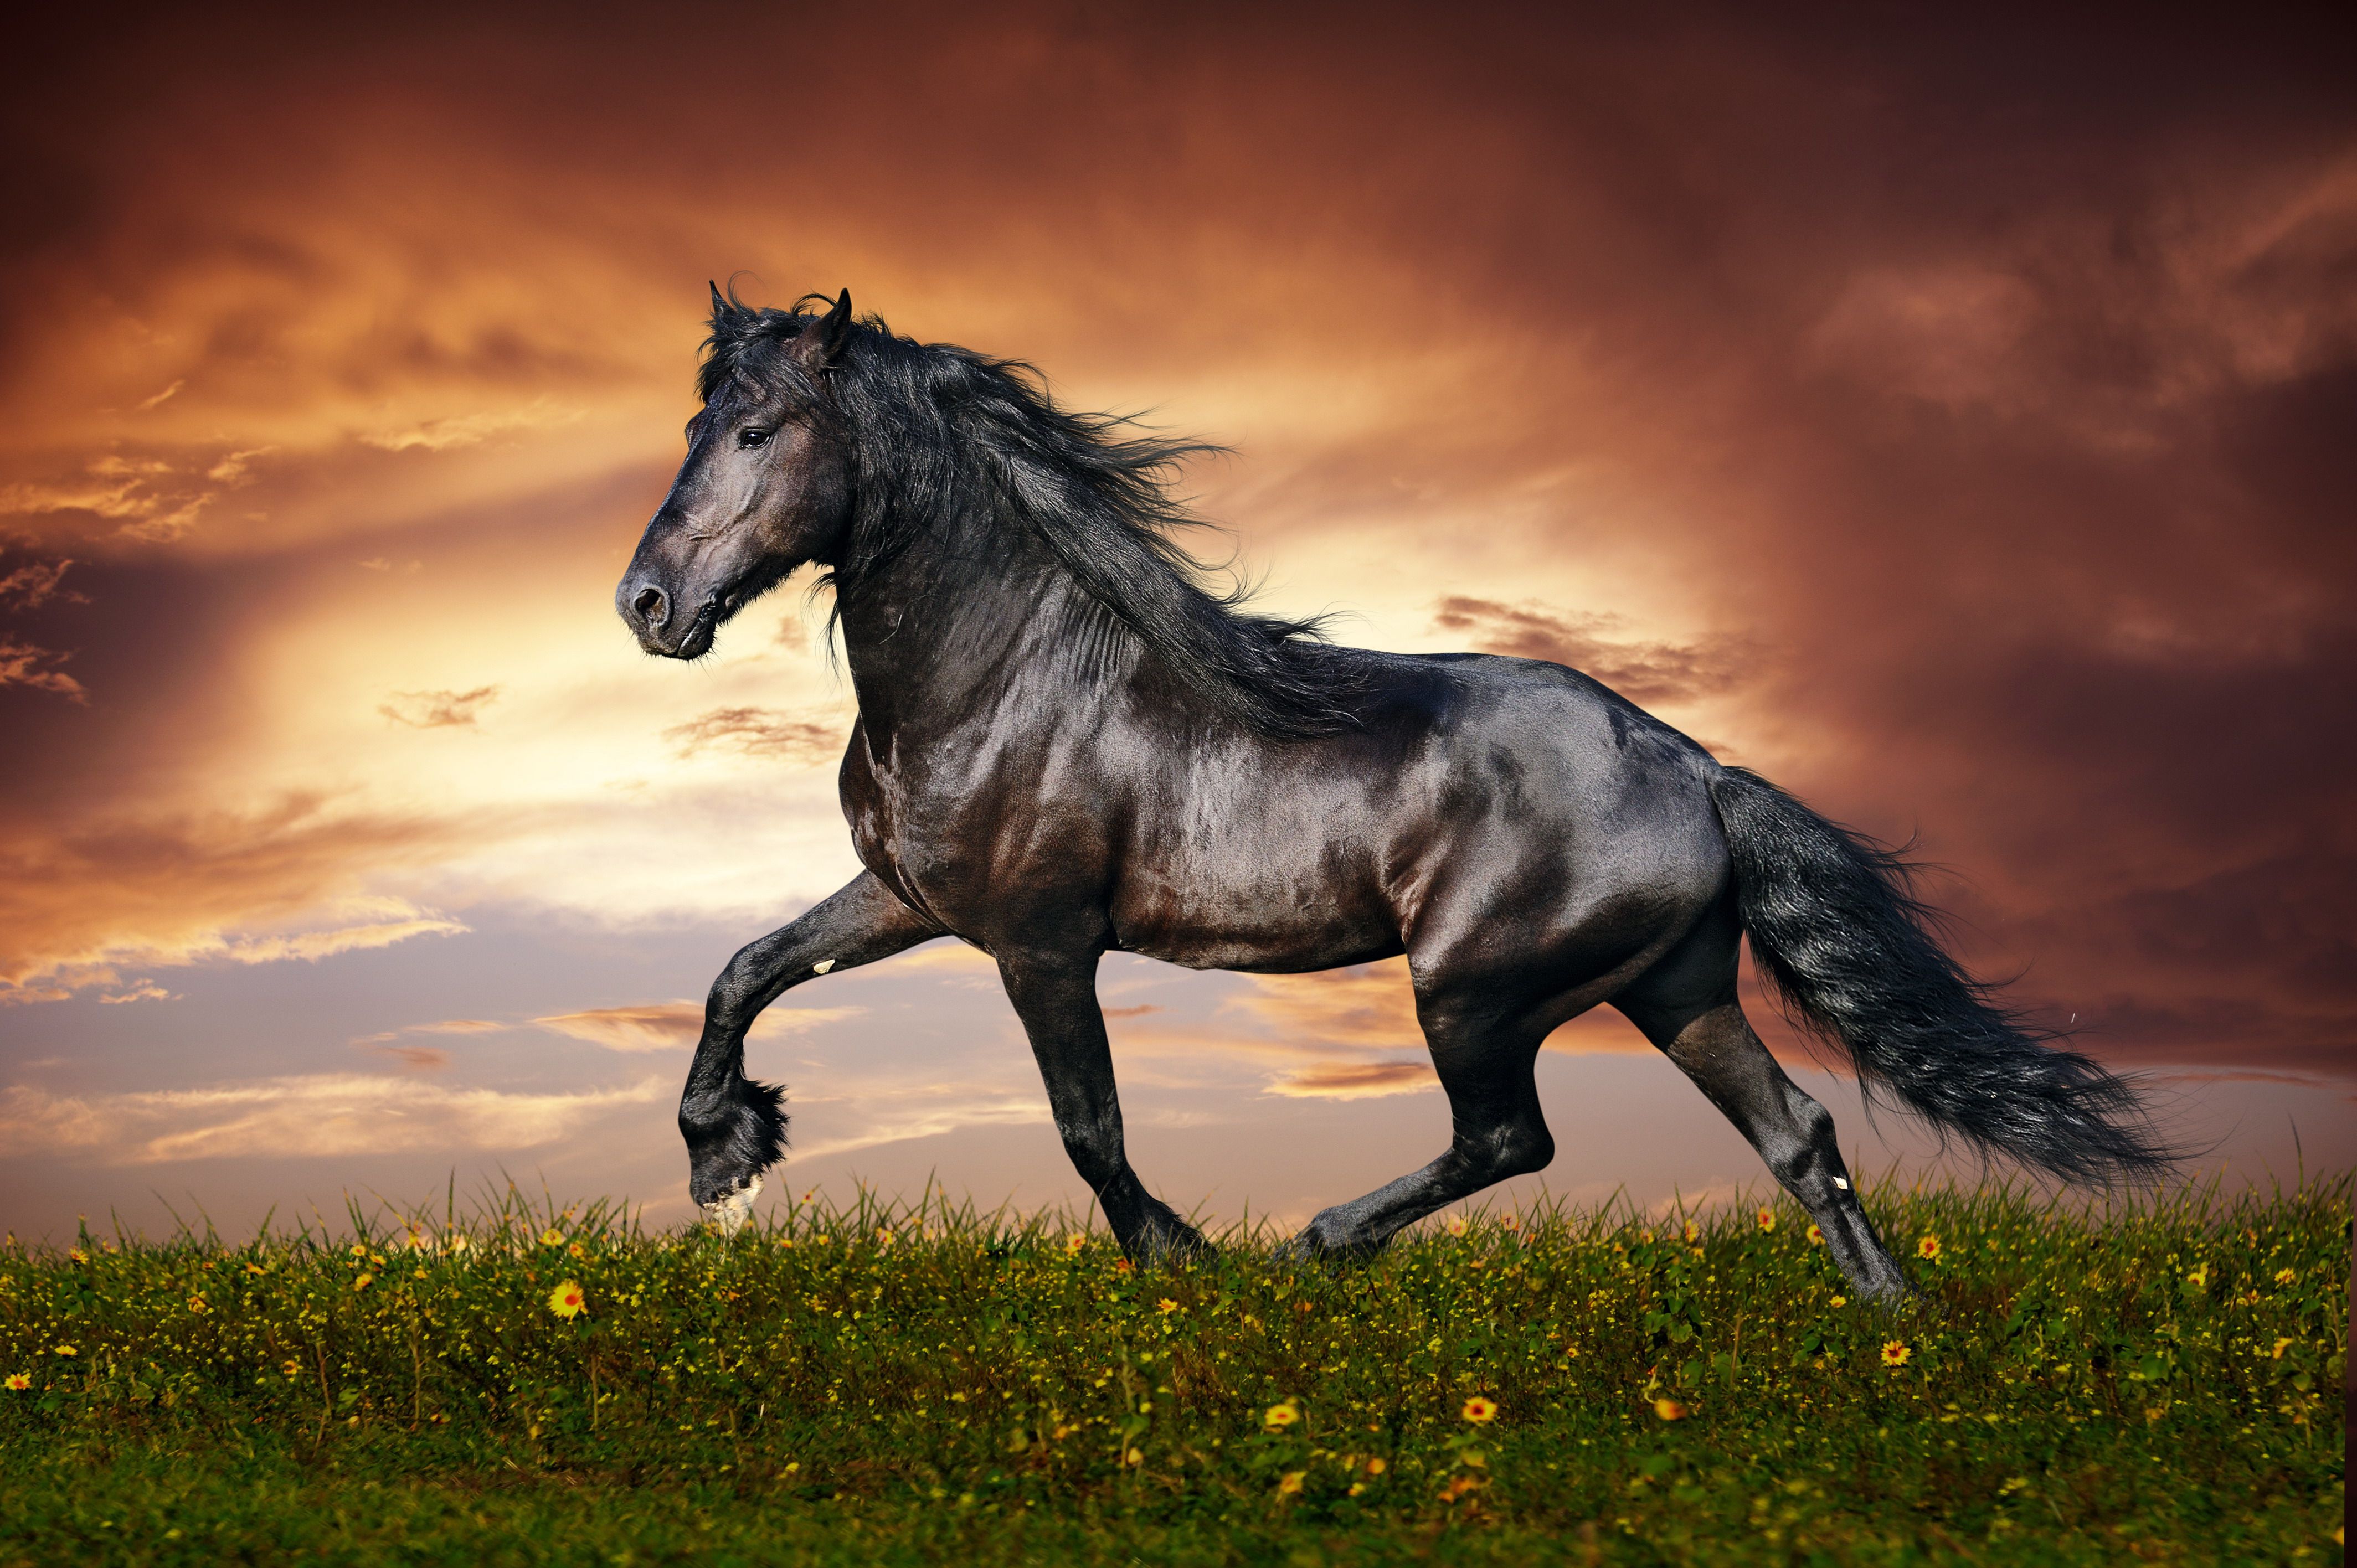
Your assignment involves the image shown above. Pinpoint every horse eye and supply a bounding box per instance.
[738,429,771,449]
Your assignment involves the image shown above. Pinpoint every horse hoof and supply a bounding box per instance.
[701,1172,764,1236]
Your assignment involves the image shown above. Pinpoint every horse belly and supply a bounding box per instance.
[1107,813,1403,973]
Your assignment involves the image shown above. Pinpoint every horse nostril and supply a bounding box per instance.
[633,585,667,628]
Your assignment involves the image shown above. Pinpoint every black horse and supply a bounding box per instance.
[617,288,2168,1297]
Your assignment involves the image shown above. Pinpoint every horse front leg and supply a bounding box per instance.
[682,870,942,1230]
[997,953,1210,1262]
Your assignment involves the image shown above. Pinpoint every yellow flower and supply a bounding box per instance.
[1063,1233,1087,1256]
[1756,1208,1777,1234]
[1682,1220,1699,1244]
[1125,1447,1143,1466]
[67,1248,87,1265]
[1264,1401,1300,1430]
[351,1243,369,1257]
[52,1344,76,1358]
[187,1294,208,1313]
[539,1228,564,1247]
[1806,1224,1824,1245]
[2271,1337,2294,1359]
[1444,1214,1469,1237]
[1461,1396,1497,1423]
[2184,1264,2207,1290]
[1277,1471,1306,1495]
[446,1233,471,1253]
[1653,1397,1687,1421]
[1881,1340,1911,1368]
[1830,1294,1847,1308]
[1157,1298,1180,1315]
[4,1373,29,1391]
[353,1273,374,1292]
[1917,1234,1941,1261]
[1366,1457,1388,1475]
[2274,1267,2297,1286]
[548,1280,585,1319]
[281,1360,302,1377]
[568,1242,586,1260]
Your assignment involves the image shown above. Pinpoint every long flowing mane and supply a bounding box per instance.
[699,292,1362,738]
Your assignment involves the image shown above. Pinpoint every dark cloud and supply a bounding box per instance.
[1429,596,1751,706]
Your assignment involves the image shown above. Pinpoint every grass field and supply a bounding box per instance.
[1,1176,2344,1566]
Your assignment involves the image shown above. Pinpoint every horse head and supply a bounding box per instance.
[616,286,857,658]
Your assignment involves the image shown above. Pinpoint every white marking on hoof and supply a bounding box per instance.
[702,1172,764,1236]
[1833,1176,1850,1190]
[812,958,835,974]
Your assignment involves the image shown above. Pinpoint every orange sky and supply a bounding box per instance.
[2,5,2350,1239]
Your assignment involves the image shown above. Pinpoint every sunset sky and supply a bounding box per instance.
[3,5,2350,1242]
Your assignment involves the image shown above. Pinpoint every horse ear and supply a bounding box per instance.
[795,289,855,370]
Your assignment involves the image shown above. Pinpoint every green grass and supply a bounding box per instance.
[1,1176,2344,1566]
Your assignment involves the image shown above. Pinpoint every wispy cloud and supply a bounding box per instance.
[663,706,841,764]
[379,685,500,729]
[0,556,79,610]
[0,637,86,702]
[357,400,583,452]
[0,1074,665,1164]
[530,1000,867,1053]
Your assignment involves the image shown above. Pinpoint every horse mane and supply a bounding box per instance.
[699,290,1362,740]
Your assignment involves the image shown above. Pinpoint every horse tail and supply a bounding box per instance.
[1705,765,2174,1185]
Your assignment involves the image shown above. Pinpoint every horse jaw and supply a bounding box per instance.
[701,1172,764,1236]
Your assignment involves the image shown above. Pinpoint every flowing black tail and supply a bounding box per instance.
[1707,766,2174,1185]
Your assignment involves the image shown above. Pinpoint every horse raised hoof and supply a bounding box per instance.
[700,1172,763,1236]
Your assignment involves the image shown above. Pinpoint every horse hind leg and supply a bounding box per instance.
[1290,993,1555,1260]
[1614,923,1910,1298]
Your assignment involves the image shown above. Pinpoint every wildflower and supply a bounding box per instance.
[2184,1263,2207,1290]
[1653,1397,1687,1421]
[67,1248,87,1265]
[281,1360,302,1378]
[446,1233,471,1253]
[1881,1340,1911,1368]
[548,1280,585,1319]
[2271,1337,2294,1359]
[1278,1471,1306,1495]
[1830,1295,1847,1308]
[1806,1224,1824,1245]
[52,1344,76,1358]
[1461,1396,1498,1424]
[775,1237,794,1250]
[1063,1233,1087,1256]
[1264,1401,1300,1430]
[1445,1214,1469,1237]
[1125,1447,1143,1466]
[568,1241,586,1259]
[539,1228,564,1247]
[1112,1258,1133,1275]
[350,1242,369,1257]
[1438,1475,1483,1503]
[1917,1235,1941,1261]
[2274,1267,2297,1286]
[353,1273,374,1292]
[3,1373,28,1391]
[1682,1220,1699,1244]
[876,1226,894,1249]
[1157,1298,1180,1315]
[187,1294,208,1313]
[1757,1208,1777,1234]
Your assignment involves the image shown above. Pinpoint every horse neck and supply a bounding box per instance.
[833,502,1124,738]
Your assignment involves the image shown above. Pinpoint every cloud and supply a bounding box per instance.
[0,556,78,609]
[530,1000,867,1053]
[205,447,276,486]
[1263,1059,1437,1100]
[352,1018,507,1045]
[0,1073,665,1164]
[662,706,841,763]
[1429,597,1749,707]
[358,1043,450,1072]
[358,401,583,452]
[0,637,86,701]
[97,981,177,1004]
[379,685,500,728]
[137,380,186,410]
[0,797,478,1002]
